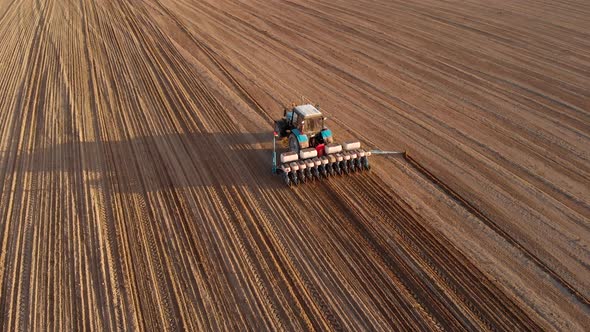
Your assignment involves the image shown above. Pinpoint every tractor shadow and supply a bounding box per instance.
[11,131,288,193]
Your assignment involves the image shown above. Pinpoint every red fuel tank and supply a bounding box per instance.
[315,144,325,157]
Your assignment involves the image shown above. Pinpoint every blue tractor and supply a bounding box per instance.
[274,104,333,153]
[273,104,371,185]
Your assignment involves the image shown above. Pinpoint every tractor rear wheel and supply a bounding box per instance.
[288,133,300,153]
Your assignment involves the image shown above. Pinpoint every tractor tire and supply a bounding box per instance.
[288,133,300,153]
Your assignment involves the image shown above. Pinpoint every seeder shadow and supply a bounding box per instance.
[13,131,286,194]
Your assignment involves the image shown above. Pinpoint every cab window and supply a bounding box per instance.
[305,117,321,133]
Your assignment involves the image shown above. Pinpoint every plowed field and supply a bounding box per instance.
[0,0,588,330]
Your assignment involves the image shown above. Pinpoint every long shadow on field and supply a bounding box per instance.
[16,131,286,192]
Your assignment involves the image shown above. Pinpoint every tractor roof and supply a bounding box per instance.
[293,104,322,118]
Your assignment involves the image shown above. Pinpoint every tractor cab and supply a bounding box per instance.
[275,104,333,153]
[287,104,325,136]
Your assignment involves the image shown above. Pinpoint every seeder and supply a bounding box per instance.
[272,104,372,186]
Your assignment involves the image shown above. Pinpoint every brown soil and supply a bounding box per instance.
[0,0,588,330]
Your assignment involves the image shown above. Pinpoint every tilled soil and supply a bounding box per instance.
[0,0,588,330]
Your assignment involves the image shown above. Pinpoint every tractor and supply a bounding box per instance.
[272,104,371,185]
[274,104,333,153]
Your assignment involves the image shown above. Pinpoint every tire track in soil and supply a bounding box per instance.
[0,0,587,330]
[168,0,584,326]
[403,153,590,307]
[156,2,565,328]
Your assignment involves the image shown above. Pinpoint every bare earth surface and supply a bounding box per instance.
[0,0,589,330]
